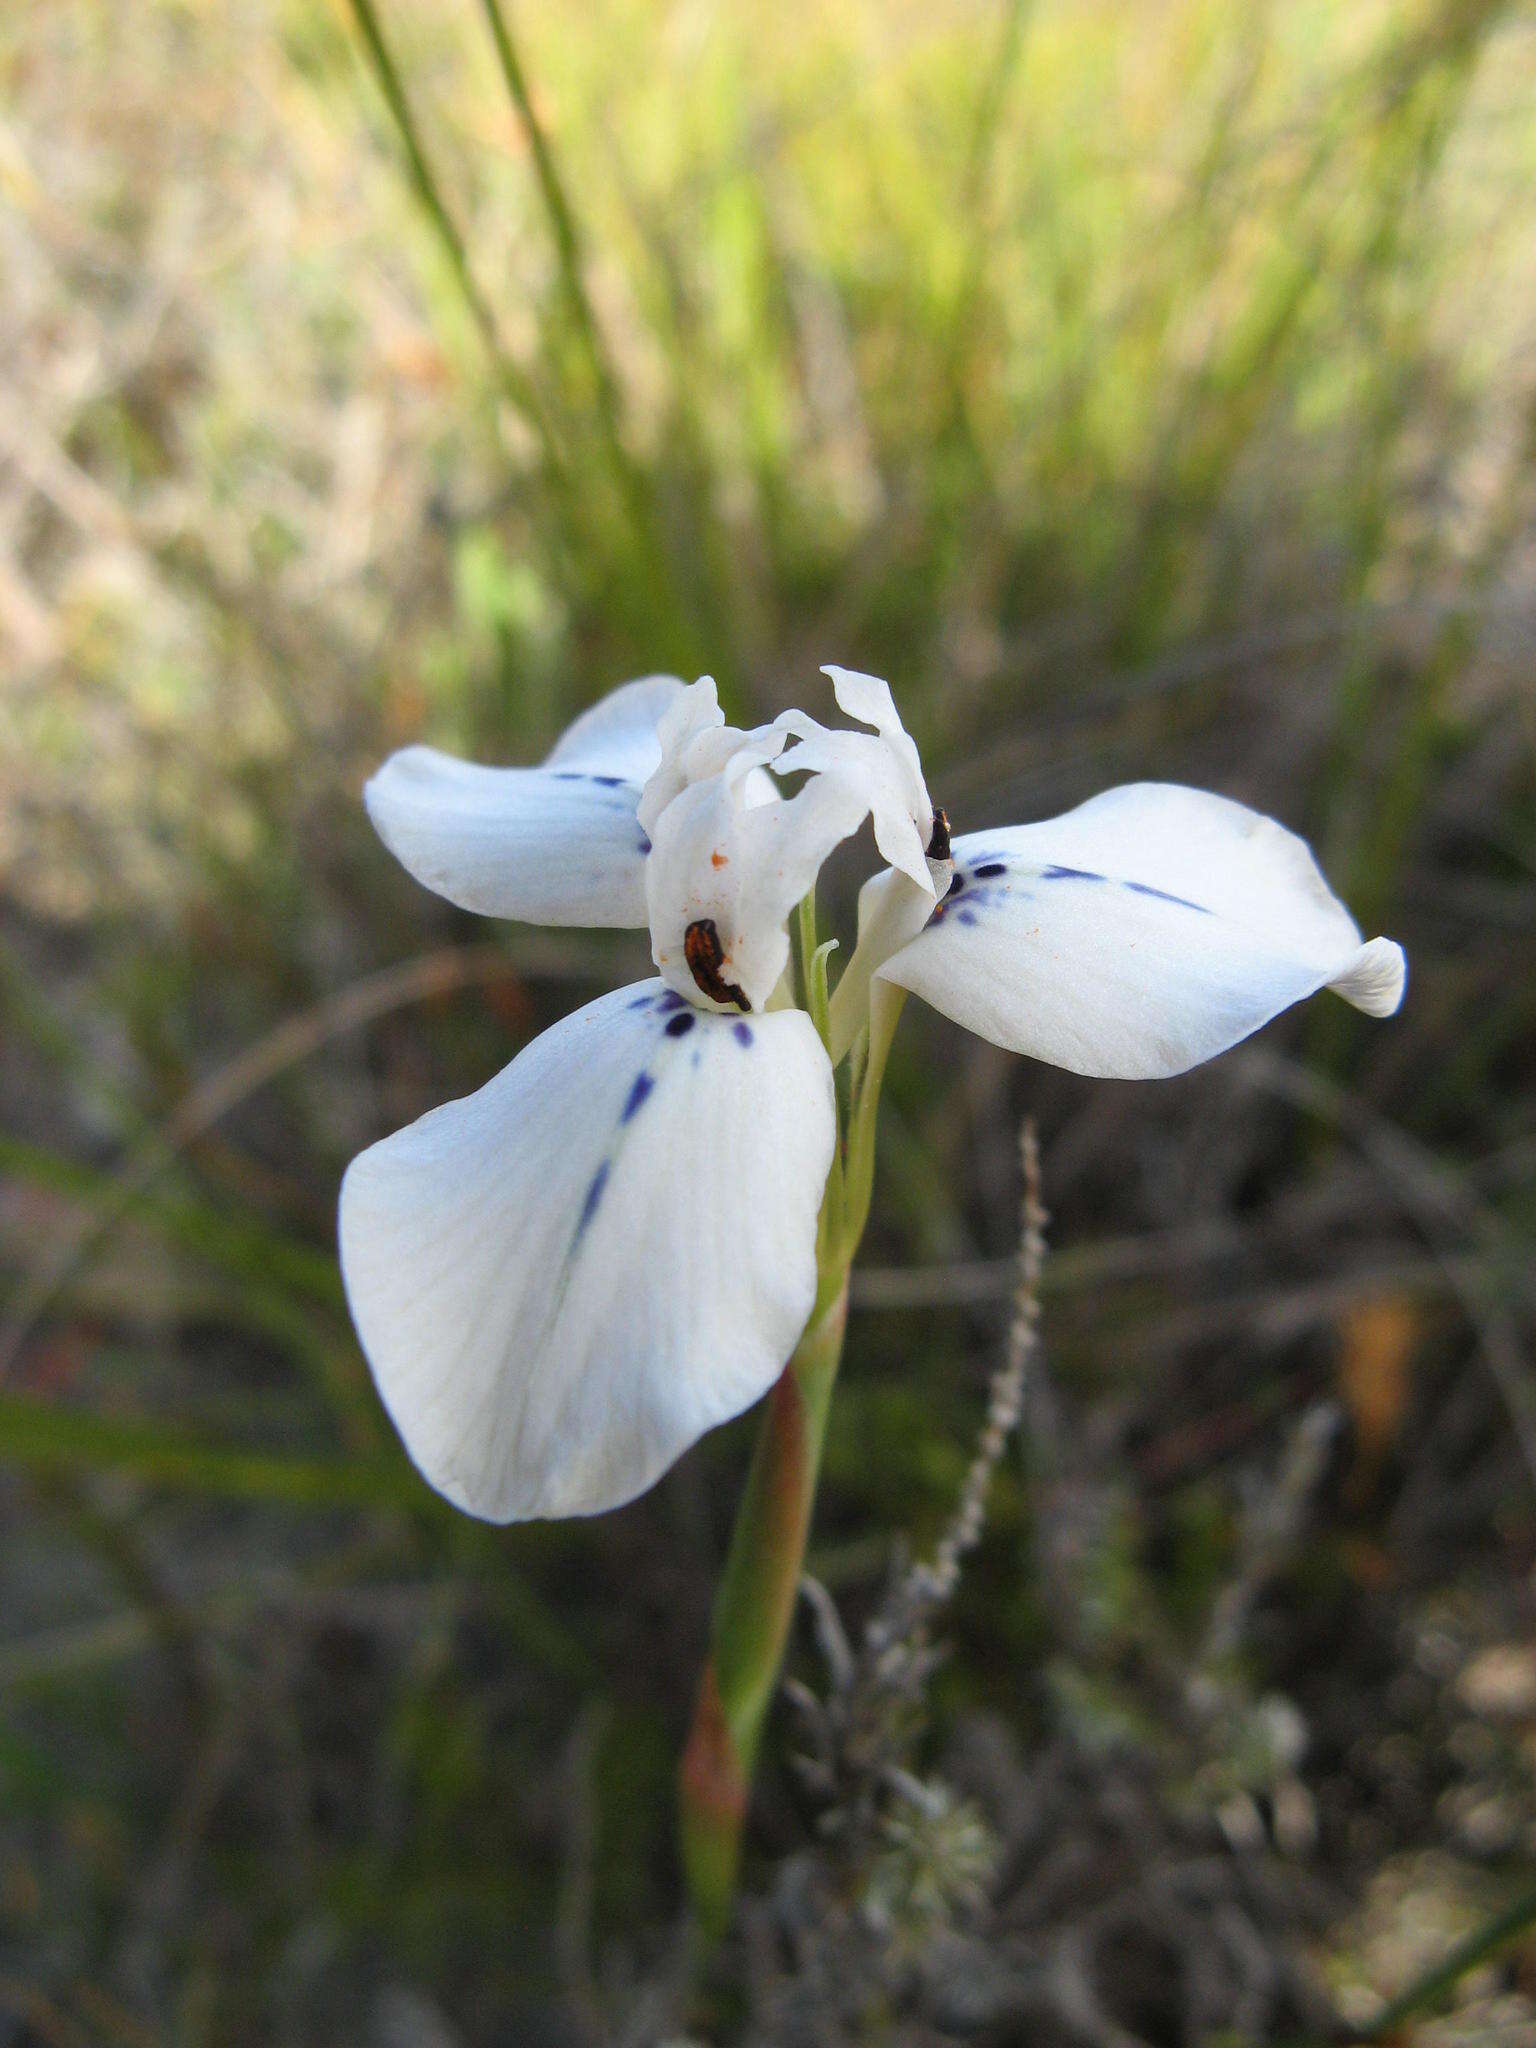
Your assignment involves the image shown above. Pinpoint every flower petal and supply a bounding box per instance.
[878,783,1406,1079]
[636,676,787,836]
[365,676,686,927]
[821,665,930,835]
[543,673,691,780]
[827,865,938,1061]
[338,981,835,1521]
[767,667,939,893]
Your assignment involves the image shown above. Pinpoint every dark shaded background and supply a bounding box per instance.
[2,0,1534,2041]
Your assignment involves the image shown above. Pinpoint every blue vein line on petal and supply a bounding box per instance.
[575,1160,610,1242]
[621,1071,655,1120]
[1032,862,1209,911]
[1123,880,1213,913]
[494,1003,703,1507]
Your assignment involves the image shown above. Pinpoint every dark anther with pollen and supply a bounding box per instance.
[927,806,951,863]
[683,918,751,1011]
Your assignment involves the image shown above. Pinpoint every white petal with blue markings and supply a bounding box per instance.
[364,675,685,928]
[338,980,835,1521]
[878,782,1405,1079]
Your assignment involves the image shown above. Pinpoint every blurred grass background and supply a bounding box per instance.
[2,0,1535,2040]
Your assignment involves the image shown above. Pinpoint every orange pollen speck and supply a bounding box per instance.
[711,850,729,868]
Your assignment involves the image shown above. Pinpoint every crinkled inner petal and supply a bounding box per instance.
[775,711,933,893]
[820,664,931,836]
[637,676,726,835]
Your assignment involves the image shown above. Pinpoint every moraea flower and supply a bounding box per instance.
[340,668,1404,1523]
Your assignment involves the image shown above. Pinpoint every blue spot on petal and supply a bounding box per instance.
[576,1161,609,1239]
[1042,864,1105,883]
[957,908,978,926]
[973,861,1008,878]
[621,1070,654,1121]
[946,872,965,895]
[665,1011,695,1037]
[627,991,654,1010]
[593,774,625,788]
[1124,880,1211,913]
[658,990,687,1013]
[733,1021,754,1047]
[636,833,651,854]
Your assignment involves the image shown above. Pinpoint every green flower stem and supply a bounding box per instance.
[840,981,905,1254]
[678,1262,849,1935]
[680,884,868,1934]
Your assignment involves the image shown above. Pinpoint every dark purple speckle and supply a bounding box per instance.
[957,908,978,926]
[665,1011,695,1038]
[973,861,1007,879]
[593,774,625,788]
[1042,864,1104,883]
[627,991,654,1010]
[621,1071,654,1121]
[733,1020,754,1047]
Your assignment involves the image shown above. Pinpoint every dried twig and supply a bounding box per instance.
[870,1119,1048,1647]
[787,1121,1048,1843]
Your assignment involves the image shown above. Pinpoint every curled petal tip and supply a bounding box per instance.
[1331,936,1407,1018]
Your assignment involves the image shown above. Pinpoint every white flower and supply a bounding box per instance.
[340,670,1404,1523]
[343,674,930,1520]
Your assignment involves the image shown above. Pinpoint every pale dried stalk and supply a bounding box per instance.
[868,1118,1047,1657]
[786,1119,1048,1865]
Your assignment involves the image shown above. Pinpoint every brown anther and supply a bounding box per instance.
[927,806,952,863]
[684,918,751,1011]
